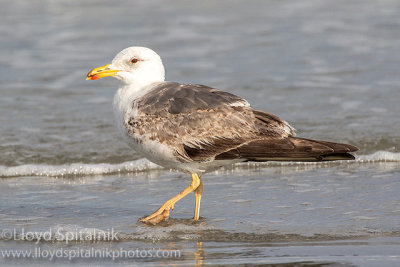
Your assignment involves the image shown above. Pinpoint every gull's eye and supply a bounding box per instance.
[130,58,138,64]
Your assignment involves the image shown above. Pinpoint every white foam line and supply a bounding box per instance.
[0,151,399,178]
[357,151,400,162]
[0,158,162,178]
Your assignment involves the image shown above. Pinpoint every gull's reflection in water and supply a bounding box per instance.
[194,242,204,267]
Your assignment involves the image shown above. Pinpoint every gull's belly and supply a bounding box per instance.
[125,130,179,168]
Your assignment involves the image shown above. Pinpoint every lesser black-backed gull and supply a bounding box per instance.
[86,46,358,225]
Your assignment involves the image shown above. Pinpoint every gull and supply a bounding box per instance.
[86,46,358,225]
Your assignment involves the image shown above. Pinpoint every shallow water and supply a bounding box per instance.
[1,0,400,265]
[1,163,400,266]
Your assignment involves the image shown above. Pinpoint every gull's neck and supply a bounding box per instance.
[120,68,165,97]
[119,81,157,101]
[113,78,164,124]
[115,66,165,101]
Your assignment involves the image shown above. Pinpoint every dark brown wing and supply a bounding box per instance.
[216,137,359,162]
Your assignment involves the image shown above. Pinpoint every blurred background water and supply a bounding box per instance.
[1,0,400,266]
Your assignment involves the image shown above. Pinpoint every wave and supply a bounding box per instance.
[1,151,399,178]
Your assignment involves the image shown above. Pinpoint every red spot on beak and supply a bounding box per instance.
[91,74,100,80]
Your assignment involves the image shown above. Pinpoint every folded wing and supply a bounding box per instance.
[132,82,358,163]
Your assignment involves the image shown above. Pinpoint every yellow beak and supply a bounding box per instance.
[86,64,119,80]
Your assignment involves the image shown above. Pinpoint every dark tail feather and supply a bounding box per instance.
[216,137,359,162]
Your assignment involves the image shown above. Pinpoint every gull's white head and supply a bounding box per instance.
[86,46,165,86]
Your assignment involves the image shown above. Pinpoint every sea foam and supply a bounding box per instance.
[0,151,399,178]
[0,159,161,178]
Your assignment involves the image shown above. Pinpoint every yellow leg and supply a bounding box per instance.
[140,173,201,225]
[194,180,203,220]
